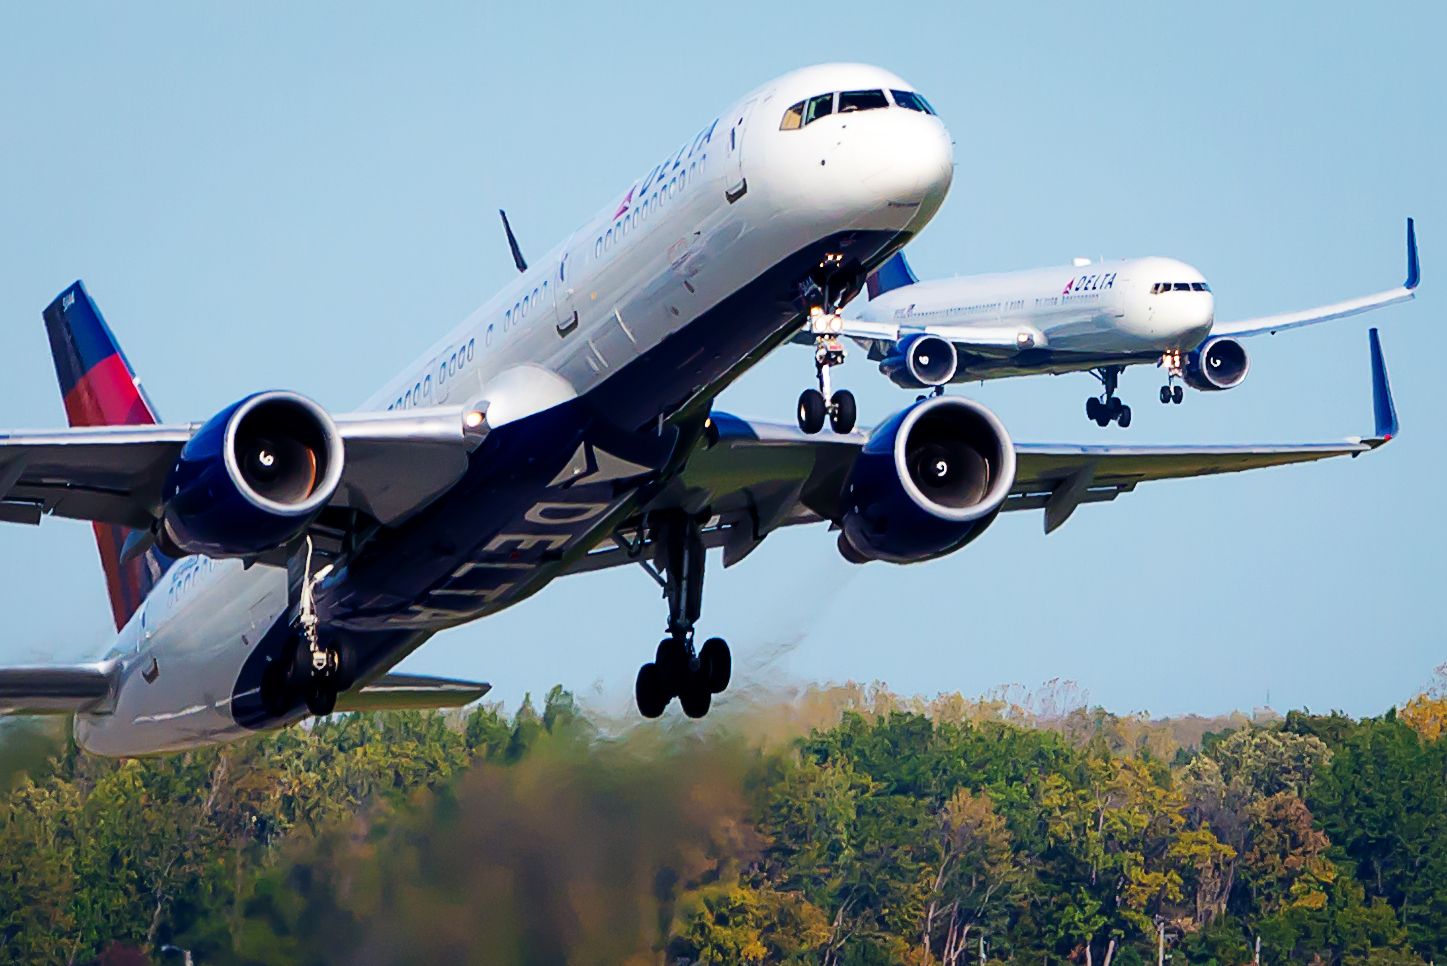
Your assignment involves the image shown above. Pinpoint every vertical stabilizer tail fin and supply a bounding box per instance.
[42,282,170,629]
[866,252,919,301]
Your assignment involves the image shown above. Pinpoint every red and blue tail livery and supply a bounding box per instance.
[43,281,159,428]
[42,281,169,629]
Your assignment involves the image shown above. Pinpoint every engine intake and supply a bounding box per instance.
[1184,336,1249,391]
[161,392,344,558]
[839,395,1015,564]
[879,333,958,388]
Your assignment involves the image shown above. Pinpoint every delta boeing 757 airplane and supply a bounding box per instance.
[0,64,1401,756]
[792,221,1416,431]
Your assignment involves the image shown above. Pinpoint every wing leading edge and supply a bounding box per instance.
[0,407,486,535]
[571,327,1398,571]
[1211,218,1419,339]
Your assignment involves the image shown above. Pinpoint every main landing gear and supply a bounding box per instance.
[634,511,732,719]
[796,257,858,436]
[1085,365,1131,428]
[262,538,353,718]
[1159,349,1185,405]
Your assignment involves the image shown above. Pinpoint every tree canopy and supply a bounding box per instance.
[0,683,1442,965]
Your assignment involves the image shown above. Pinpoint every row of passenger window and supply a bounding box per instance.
[593,160,701,261]
[1151,282,1212,294]
[780,88,937,130]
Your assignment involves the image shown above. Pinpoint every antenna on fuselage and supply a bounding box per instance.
[499,209,527,273]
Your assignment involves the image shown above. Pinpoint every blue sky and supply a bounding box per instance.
[0,2,1441,718]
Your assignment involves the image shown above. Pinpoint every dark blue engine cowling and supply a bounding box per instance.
[160,391,344,558]
[1184,336,1250,391]
[879,333,959,388]
[838,395,1016,564]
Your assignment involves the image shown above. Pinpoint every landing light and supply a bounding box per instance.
[464,410,486,429]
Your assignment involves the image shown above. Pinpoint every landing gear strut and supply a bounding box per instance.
[796,258,857,436]
[1086,366,1131,428]
[634,512,731,719]
[263,537,351,718]
[1159,350,1185,405]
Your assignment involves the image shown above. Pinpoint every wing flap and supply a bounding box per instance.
[0,661,117,715]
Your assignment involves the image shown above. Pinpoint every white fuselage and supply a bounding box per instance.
[857,255,1216,369]
[75,62,954,755]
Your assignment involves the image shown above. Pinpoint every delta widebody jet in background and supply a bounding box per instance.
[0,63,1402,756]
[792,221,1417,430]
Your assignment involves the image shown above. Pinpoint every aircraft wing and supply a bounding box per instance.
[571,328,1397,571]
[0,660,117,715]
[1211,218,1419,339]
[819,319,1042,360]
[0,406,485,533]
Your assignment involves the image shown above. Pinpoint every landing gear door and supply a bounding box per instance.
[724,98,755,202]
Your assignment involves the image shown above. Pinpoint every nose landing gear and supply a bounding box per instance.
[1159,350,1185,405]
[797,309,858,435]
[1086,366,1131,428]
[794,257,859,436]
[633,512,732,719]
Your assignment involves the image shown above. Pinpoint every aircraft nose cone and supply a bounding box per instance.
[849,112,953,215]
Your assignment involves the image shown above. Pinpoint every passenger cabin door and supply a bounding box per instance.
[725,98,755,203]
[553,249,578,339]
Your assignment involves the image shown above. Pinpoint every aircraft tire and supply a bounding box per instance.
[678,678,712,719]
[1117,406,1132,429]
[798,389,827,434]
[700,637,731,693]
[1173,385,1184,404]
[305,681,337,717]
[635,663,668,718]
[1160,386,1171,404]
[1086,397,1101,421]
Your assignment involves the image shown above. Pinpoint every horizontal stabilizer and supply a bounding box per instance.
[334,672,491,713]
[0,661,116,715]
[866,252,918,300]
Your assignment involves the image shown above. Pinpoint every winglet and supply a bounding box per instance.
[499,209,527,273]
[1405,217,1420,290]
[1368,327,1398,445]
[866,252,919,300]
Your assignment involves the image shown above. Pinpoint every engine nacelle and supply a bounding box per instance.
[1184,336,1250,391]
[160,391,344,558]
[879,333,958,388]
[838,395,1016,564]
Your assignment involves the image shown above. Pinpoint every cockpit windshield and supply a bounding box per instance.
[803,93,834,125]
[890,90,937,115]
[780,88,937,129]
[1151,281,1211,294]
[838,89,889,113]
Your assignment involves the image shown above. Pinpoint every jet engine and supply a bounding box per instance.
[838,395,1016,564]
[878,333,958,388]
[1184,336,1250,391]
[160,391,344,558]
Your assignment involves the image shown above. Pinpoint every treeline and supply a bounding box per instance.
[0,681,1444,965]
